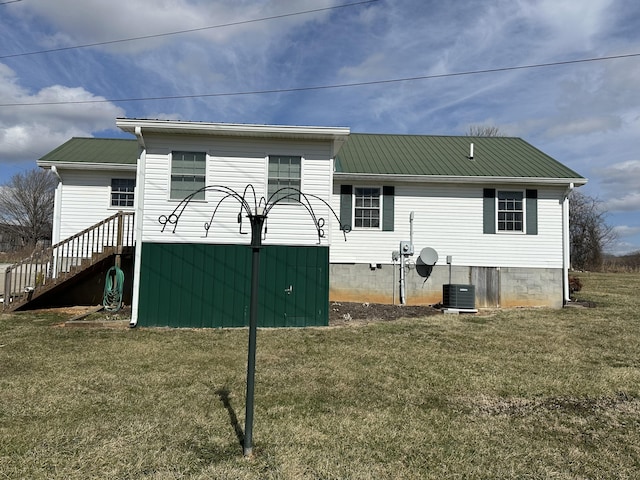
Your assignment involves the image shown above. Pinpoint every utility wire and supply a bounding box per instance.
[0,0,23,5]
[1,52,638,108]
[0,0,378,59]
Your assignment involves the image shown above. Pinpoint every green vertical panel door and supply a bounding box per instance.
[137,242,328,328]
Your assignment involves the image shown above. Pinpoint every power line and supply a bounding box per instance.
[0,0,378,59]
[1,52,638,108]
[0,0,23,5]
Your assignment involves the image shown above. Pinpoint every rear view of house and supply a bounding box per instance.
[11,118,586,326]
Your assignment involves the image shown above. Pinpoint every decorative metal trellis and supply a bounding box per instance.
[159,184,349,457]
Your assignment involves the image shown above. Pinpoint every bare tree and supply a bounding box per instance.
[569,191,617,271]
[466,125,505,137]
[0,168,57,250]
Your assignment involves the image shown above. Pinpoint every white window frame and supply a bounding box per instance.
[170,151,207,201]
[109,178,136,209]
[353,186,382,229]
[496,189,526,233]
[267,155,302,204]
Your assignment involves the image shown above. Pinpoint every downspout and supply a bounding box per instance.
[129,126,146,327]
[400,254,406,304]
[50,166,63,278]
[562,183,574,304]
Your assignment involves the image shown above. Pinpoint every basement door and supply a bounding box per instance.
[260,245,329,327]
[471,266,500,308]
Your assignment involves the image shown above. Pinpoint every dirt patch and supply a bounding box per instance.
[26,303,438,328]
[329,301,440,326]
[566,300,597,308]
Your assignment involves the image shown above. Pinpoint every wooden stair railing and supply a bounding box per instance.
[2,211,134,311]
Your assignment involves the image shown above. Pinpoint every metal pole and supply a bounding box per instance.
[243,213,265,457]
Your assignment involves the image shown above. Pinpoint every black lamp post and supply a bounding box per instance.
[160,185,349,457]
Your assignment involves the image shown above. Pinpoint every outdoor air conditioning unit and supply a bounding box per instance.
[443,284,476,310]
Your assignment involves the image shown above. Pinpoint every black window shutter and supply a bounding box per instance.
[382,186,394,231]
[483,188,496,234]
[340,185,353,231]
[526,189,538,235]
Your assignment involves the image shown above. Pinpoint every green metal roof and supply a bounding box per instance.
[38,137,137,165]
[335,133,585,180]
[39,134,586,182]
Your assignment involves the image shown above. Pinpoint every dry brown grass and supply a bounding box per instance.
[1,272,640,478]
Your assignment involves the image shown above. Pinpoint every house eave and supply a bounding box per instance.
[38,161,137,171]
[116,118,351,142]
[333,172,588,186]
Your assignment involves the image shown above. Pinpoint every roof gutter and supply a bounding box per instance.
[333,172,588,186]
[37,161,136,171]
[116,118,350,141]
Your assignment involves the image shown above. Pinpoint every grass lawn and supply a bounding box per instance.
[1,273,640,479]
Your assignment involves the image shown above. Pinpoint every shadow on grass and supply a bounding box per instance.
[216,386,244,448]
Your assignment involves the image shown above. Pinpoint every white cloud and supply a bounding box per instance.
[597,160,640,186]
[592,160,640,212]
[12,0,341,54]
[605,193,640,212]
[613,225,640,237]
[338,53,389,80]
[546,116,623,137]
[0,63,124,162]
[518,0,613,51]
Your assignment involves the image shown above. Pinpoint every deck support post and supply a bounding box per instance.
[115,211,124,268]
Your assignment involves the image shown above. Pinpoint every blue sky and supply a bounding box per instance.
[1,0,639,254]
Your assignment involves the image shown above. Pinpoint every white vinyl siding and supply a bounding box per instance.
[330,183,565,269]
[140,135,334,246]
[54,169,135,244]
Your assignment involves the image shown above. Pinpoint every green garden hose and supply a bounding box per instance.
[103,266,125,312]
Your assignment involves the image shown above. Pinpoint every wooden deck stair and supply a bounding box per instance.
[2,212,134,312]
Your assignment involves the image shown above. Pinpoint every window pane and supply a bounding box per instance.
[268,155,301,203]
[111,178,135,207]
[171,175,205,200]
[497,191,524,232]
[354,187,381,229]
[171,152,206,200]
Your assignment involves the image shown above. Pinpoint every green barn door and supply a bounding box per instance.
[261,246,328,327]
[137,243,328,328]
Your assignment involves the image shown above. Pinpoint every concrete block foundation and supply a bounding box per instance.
[329,263,563,308]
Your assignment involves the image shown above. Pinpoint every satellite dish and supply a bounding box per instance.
[419,247,438,266]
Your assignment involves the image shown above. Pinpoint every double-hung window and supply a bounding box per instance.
[268,155,301,203]
[339,185,394,231]
[484,188,537,235]
[497,191,524,232]
[171,151,206,200]
[110,178,135,208]
[354,187,380,228]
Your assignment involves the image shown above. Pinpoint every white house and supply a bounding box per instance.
[36,118,587,327]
